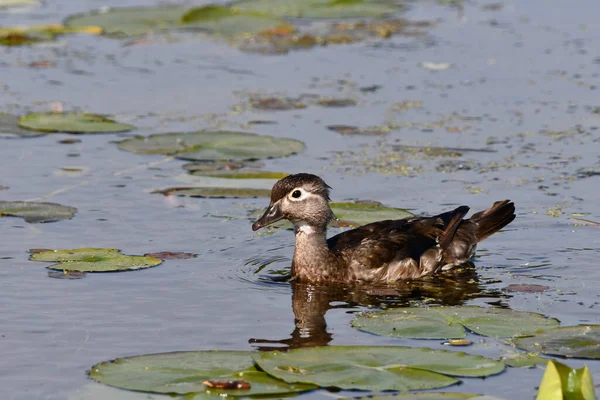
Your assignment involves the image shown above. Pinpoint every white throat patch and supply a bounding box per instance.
[294,221,315,235]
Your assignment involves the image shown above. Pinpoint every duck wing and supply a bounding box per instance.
[327,206,470,281]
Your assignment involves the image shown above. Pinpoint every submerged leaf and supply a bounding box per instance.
[117,131,304,161]
[351,306,559,339]
[254,345,504,391]
[0,201,77,223]
[514,325,600,359]
[90,351,315,395]
[30,248,162,272]
[18,113,134,134]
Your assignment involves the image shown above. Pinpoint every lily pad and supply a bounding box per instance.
[0,114,46,138]
[90,350,315,396]
[0,0,39,8]
[348,394,478,400]
[500,353,548,368]
[536,360,595,400]
[0,201,77,223]
[18,113,134,134]
[117,131,304,162]
[351,306,560,339]
[233,0,400,19]
[331,201,413,227]
[190,169,289,179]
[181,5,291,38]
[513,325,600,359]
[30,248,162,272]
[154,187,271,198]
[65,6,188,37]
[253,345,504,391]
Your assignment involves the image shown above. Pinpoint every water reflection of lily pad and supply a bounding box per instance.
[0,201,77,223]
[90,351,315,396]
[513,325,600,359]
[117,131,304,161]
[181,5,291,38]
[253,346,504,391]
[351,306,560,339]
[18,112,134,134]
[30,248,163,272]
[154,187,271,198]
[234,0,400,19]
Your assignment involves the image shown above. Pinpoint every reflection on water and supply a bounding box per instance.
[249,262,507,351]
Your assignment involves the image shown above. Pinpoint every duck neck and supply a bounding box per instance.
[292,221,338,283]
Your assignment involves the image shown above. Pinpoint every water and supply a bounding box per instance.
[1,0,599,399]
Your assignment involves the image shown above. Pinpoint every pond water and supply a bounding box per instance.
[1,0,599,399]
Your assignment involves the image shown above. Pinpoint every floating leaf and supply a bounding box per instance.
[182,160,265,173]
[513,325,600,359]
[30,248,162,272]
[47,270,87,280]
[18,113,134,134]
[0,201,77,223]
[0,24,101,46]
[0,0,40,8]
[181,5,291,38]
[254,346,504,391]
[348,394,478,400]
[316,98,357,107]
[351,306,560,339]
[154,187,271,198]
[0,113,46,138]
[144,252,197,260]
[234,0,400,19]
[90,351,315,396]
[500,353,548,368]
[327,124,390,136]
[331,201,413,227]
[504,284,549,293]
[536,360,595,400]
[190,169,289,179]
[117,131,304,162]
[65,6,189,37]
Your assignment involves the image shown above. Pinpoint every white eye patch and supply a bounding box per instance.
[288,187,309,201]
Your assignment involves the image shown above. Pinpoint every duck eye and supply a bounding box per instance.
[291,190,302,199]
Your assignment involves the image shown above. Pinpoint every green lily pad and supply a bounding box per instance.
[30,248,162,272]
[0,0,39,8]
[117,131,304,162]
[253,345,504,391]
[181,5,291,38]
[90,350,315,396]
[154,187,271,198]
[0,201,77,223]
[348,394,478,400]
[0,114,47,137]
[233,0,400,19]
[190,169,289,179]
[331,201,413,226]
[513,325,600,359]
[535,360,595,400]
[500,353,548,368]
[18,113,134,134]
[351,306,560,339]
[65,6,188,37]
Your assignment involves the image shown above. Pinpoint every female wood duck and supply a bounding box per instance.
[252,173,515,285]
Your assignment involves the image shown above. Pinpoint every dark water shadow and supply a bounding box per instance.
[249,262,507,350]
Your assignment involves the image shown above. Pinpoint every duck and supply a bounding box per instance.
[252,173,515,285]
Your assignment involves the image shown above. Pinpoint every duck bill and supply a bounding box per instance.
[252,202,283,231]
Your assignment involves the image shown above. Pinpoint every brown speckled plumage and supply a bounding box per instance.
[252,173,515,285]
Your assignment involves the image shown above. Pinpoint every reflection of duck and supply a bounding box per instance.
[252,173,515,285]
[249,268,502,351]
